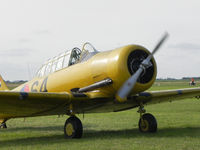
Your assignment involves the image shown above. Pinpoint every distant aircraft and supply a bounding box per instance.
[1,33,200,139]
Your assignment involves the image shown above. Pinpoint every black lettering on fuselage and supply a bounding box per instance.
[40,77,48,92]
[31,81,39,92]
[30,77,48,92]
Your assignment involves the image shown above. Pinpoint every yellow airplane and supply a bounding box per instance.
[1,33,200,139]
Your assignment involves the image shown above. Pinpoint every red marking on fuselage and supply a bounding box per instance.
[24,85,29,92]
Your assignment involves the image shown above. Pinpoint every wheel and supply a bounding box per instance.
[0,123,7,129]
[138,113,157,133]
[64,116,83,138]
[3,123,7,128]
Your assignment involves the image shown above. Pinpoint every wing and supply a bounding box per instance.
[0,91,73,119]
[133,87,200,105]
[0,91,110,119]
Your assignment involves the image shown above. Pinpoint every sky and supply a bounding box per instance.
[0,0,200,80]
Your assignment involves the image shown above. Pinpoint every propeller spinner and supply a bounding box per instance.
[116,32,169,102]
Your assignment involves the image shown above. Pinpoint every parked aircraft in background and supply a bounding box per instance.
[1,33,200,139]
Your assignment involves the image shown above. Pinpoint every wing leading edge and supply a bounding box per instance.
[134,87,200,105]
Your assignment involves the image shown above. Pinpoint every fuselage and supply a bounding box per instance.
[15,45,156,93]
[13,45,157,113]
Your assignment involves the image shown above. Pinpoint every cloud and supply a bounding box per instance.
[0,48,33,57]
[168,43,200,50]
[34,29,51,35]
[18,38,31,43]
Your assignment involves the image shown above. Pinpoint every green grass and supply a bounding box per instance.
[6,82,23,90]
[1,80,200,150]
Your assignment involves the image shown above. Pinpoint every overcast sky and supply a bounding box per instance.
[0,0,200,80]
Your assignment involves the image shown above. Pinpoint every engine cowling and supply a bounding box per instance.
[104,45,157,95]
[89,44,157,96]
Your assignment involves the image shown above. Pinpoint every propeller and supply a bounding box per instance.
[116,32,169,102]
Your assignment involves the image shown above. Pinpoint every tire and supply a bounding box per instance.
[138,113,157,133]
[64,116,83,138]
[0,123,7,129]
[3,123,7,128]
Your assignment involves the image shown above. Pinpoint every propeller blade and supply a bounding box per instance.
[116,67,143,102]
[116,32,169,102]
[152,32,169,55]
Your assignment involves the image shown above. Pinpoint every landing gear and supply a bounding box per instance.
[64,116,83,138]
[137,104,157,133]
[139,113,157,132]
[0,122,7,129]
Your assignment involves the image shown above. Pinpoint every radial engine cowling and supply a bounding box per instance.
[90,45,157,95]
[126,46,157,94]
[104,45,157,95]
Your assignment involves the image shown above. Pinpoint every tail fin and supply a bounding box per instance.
[0,75,9,91]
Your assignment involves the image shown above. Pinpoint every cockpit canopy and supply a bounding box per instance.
[36,43,98,78]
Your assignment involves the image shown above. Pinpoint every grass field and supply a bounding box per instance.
[1,80,200,150]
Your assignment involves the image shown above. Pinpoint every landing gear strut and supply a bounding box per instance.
[138,104,157,132]
[64,116,83,138]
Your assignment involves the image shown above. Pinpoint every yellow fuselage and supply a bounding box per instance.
[15,45,156,94]
[12,45,156,114]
